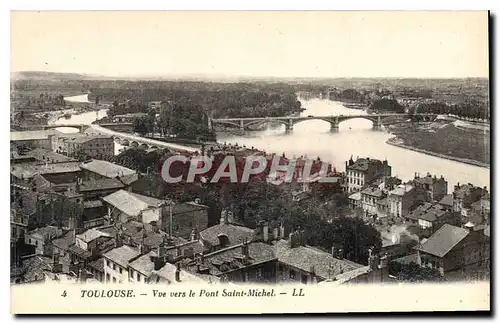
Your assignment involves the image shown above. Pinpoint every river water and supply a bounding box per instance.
[61,94,489,192]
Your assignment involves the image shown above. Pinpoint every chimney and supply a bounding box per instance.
[263,223,269,242]
[175,263,181,282]
[219,210,229,225]
[52,254,62,273]
[299,230,307,246]
[190,228,199,241]
[272,227,279,241]
[289,231,300,248]
[241,238,249,257]
[78,269,87,283]
[379,254,389,268]
[331,246,337,258]
[279,222,285,239]
[338,248,344,260]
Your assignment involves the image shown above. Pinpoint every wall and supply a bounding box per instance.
[104,258,129,284]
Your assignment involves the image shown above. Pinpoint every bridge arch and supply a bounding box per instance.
[243,118,291,129]
[139,143,149,149]
[130,141,139,148]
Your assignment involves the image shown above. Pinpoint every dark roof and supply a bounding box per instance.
[79,178,125,192]
[347,158,386,172]
[274,240,363,280]
[51,230,76,251]
[67,244,92,259]
[407,202,449,223]
[103,245,141,268]
[360,186,384,198]
[200,223,254,247]
[185,242,276,277]
[415,224,469,258]
[413,175,446,186]
[88,257,105,273]
[439,194,454,207]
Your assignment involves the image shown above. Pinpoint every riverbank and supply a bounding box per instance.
[385,121,490,168]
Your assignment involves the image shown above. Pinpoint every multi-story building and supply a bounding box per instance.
[405,202,460,238]
[387,184,418,218]
[24,226,63,255]
[410,173,448,202]
[452,183,489,218]
[80,159,138,186]
[360,186,386,216]
[52,133,114,159]
[103,245,141,283]
[11,130,60,150]
[415,224,490,280]
[345,157,391,193]
[102,190,166,225]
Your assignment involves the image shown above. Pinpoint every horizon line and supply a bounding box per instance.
[11,70,489,81]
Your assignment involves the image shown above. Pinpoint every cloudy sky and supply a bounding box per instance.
[11,11,489,78]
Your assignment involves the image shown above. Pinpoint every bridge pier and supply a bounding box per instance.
[239,120,245,131]
[285,121,294,133]
[330,117,339,133]
[372,116,382,131]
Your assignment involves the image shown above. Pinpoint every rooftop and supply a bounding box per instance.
[103,245,141,268]
[199,223,254,247]
[152,262,214,284]
[347,158,387,172]
[80,160,136,179]
[360,186,385,198]
[76,228,112,243]
[102,190,165,217]
[439,194,454,207]
[406,202,449,222]
[79,178,125,192]
[11,162,82,179]
[27,226,62,240]
[348,192,362,201]
[128,251,157,277]
[88,257,105,273]
[186,242,276,277]
[389,184,414,196]
[11,130,58,142]
[415,224,470,258]
[274,240,363,280]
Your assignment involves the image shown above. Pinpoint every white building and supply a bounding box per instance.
[103,245,141,283]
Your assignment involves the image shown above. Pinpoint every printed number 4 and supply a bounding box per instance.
[61,290,67,297]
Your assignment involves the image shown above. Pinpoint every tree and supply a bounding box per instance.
[133,116,153,136]
[388,261,444,282]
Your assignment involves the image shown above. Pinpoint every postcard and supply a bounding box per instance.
[10,10,490,314]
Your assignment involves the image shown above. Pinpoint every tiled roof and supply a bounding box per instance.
[128,252,156,277]
[347,158,385,172]
[51,230,76,251]
[361,186,384,198]
[186,242,276,277]
[80,160,136,179]
[88,257,105,273]
[389,184,414,196]
[67,244,92,259]
[27,226,62,240]
[153,262,213,284]
[406,203,448,222]
[11,162,81,179]
[438,194,454,207]
[79,178,125,192]
[415,224,469,258]
[200,223,254,247]
[274,240,363,280]
[27,148,76,163]
[103,245,141,268]
[102,190,165,217]
[76,228,112,243]
[83,200,104,209]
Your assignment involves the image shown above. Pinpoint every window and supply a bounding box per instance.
[113,277,116,283]
[112,264,116,271]
[301,274,308,284]
[119,267,122,274]
[137,272,140,281]
[289,270,296,280]
[106,274,110,282]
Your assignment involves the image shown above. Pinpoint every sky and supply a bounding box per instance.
[10,11,489,78]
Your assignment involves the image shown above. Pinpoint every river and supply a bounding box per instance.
[60,94,489,192]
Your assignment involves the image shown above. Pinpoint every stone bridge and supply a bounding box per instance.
[210,113,438,132]
[42,122,133,133]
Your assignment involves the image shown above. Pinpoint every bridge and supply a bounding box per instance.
[42,122,133,132]
[89,124,198,153]
[210,113,438,132]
